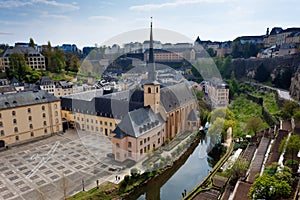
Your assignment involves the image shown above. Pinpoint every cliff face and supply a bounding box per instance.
[229,54,300,91]
[290,68,300,100]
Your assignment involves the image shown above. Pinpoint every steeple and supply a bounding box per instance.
[148,17,156,82]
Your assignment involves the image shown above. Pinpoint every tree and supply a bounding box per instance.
[280,135,300,164]
[8,52,32,81]
[226,158,249,184]
[293,110,300,121]
[248,166,293,199]
[206,48,216,57]
[29,38,35,49]
[209,107,235,123]
[69,55,80,72]
[245,117,264,134]
[281,100,300,119]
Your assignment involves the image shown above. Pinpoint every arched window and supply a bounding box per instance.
[156,87,158,93]
[14,127,18,132]
[148,87,151,93]
[42,113,46,118]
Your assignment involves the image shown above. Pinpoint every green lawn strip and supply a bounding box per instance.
[67,181,119,200]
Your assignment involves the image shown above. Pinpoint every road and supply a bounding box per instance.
[245,81,294,101]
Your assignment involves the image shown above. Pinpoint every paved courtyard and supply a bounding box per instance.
[0,130,124,200]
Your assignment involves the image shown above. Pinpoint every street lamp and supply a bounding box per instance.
[82,178,85,191]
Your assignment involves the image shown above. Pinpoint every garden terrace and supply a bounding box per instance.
[267,129,288,166]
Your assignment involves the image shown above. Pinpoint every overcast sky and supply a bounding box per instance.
[0,0,299,48]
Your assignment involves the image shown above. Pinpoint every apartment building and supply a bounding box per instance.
[0,90,62,148]
[207,78,229,108]
[1,46,46,70]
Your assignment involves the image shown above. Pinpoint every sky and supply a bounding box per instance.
[0,0,299,49]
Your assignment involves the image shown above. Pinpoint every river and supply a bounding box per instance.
[127,136,221,200]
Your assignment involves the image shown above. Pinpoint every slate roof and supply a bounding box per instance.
[113,107,165,138]
[160,82,196,112]
[187,109,198,121]
[61,89,144,119]
[3,46,43,57]
[55,81,74,88]
[0,90,59,110]
[37,76,53,85]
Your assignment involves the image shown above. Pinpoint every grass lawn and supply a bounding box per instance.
[251,92,280,115]
[229,95,268,138]
[67,182,119,200]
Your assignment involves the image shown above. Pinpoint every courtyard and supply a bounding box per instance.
[0,129,123,200]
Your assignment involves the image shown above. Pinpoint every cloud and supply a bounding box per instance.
[129,0,225,11]
[41,12,71,21]
[0,0,79,11]
[88,16,115,21]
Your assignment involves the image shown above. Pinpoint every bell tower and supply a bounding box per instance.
[144,17,160,114]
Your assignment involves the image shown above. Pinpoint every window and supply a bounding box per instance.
[116,143,120,148]
[158,138,160,144]
[28,116,32,121]
[0,130,4,136]
[81,118,84,121]
[128,151,132,157]
[12,111,16,116]
[87,125,89,130]
[95,120,98,124]
[27,108,31,113]
[0,122,2,127]
[91,119,93,123]
[140,141,143,146]
[144,138,146,143]
[156,87,158,93]
[29,124,33,129]
[140,149,143,154]
[54,104,57,109]
[147,137,150,141]
[87,119,89,123]
[96,127,98,131]
[100,121,103,125]
[42,105,45,110]
[128,142,132,148]
[15,136,19,141]
[42,113,46,118]
[82,124,85,129]
[30,132,34,137]
[110,122,112,127]
[148,87,151,93]
[55,111,58,116]
[44,129,47,133]
[104,122,107,126]
[43,121,47,126]
[147,144,150,150]
[0,113,1,118]
[13,119,17,124]
[91,126,94,131]
[14,127,18,132]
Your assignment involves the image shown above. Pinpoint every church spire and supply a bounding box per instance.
[148,17,156,82]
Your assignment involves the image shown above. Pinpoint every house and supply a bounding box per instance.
[37,76,55,95]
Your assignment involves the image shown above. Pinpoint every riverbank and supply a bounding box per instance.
[183,128,233,200]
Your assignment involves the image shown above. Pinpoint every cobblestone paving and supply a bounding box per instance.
[0,130,122,200]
